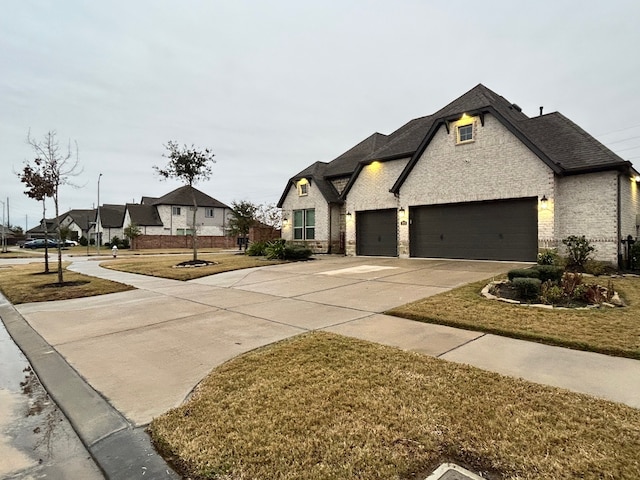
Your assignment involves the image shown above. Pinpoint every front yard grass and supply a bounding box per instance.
[0,262,134,304]
[102,253,285,281]
[387,276,640,360]
[149,332,640,480]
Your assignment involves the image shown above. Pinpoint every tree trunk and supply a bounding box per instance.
[41,200,49,274]
[54,195,63,284]
[191,188,198,261]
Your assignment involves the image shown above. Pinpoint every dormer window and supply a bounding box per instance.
[457,123,473,143]
[297,179,309,196]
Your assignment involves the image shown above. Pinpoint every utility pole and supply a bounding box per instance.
[1,199,6,253]
[96,173,102,255]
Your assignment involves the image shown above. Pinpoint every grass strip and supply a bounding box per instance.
[149,332,640,480]
[102,253,285,281]
[387,276,640,360]
[0,262,134,304]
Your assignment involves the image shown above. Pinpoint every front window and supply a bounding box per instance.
[176,228,194,236]
[205,208,215,218]
[172,206,182,215]
[293,209,315,240]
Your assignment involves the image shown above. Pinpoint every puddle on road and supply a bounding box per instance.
[0,318,103,479]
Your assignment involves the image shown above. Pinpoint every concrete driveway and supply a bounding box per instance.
[15,256,524,426]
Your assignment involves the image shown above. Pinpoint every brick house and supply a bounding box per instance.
[278,84,640,264]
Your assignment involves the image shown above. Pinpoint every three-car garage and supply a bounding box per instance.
[355,197,538,262]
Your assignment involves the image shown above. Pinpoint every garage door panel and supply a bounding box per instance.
[410,198,537,261]
[356,209,398,257]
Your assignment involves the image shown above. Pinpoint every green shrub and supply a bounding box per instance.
[79,236,88,247]
[121,238,130,249]
[583,259,616,276]
[537,249,559,265]
[532,264,564,283]
[539,280,564,305]
[284,245,313,260]
[630,241,640,270]
[507,268,539,281]
[265,239,287,260]
[511,277,542,300]
[560,272,583,298]
[246,241,268,256]
[562,235,594,270]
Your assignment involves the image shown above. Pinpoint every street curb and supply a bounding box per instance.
[0,297,179,479]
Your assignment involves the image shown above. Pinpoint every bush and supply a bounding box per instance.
[583,259,616,276]
[511,277,542,300]
[264,240,313,260]
[246,241,268,257]
[79,236,88,247]
[537,249,559,265]
[507,268,539,281]
[121,238,130,249]
[283,245,313,260]
[630,241,640,270]
[539,280,564,305]
[562,235,594,270]
[532,264,564,283]
[110,236,122,248]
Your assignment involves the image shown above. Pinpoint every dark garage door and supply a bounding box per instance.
[356,209,398,256]
[410,198,537,261]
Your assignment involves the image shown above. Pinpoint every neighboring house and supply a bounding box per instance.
[28,209,95,242]
[99,204,126,243]
[123,185,232,236]
[278,84,640,264]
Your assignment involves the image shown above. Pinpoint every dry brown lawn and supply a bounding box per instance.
[149,332,640,480]
[0,262,133,304]
[102,253,284,281]
[387,276,640,360]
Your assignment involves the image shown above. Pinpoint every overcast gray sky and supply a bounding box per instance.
[2,1,640,231]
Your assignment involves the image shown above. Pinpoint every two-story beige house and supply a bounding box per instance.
[278,84,640,264]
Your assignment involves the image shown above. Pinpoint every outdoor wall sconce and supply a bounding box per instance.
[635,175,640,184]
[282,217,288,226]
[346,211,352,218]
[398,207,406,215]
[540,195,548,210]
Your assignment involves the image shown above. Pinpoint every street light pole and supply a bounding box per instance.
[96,173,102,255]
[0,200,6,253]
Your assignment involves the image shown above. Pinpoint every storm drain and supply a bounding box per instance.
[425,463,486,480]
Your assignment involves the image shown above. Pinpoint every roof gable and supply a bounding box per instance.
[153,185,230,209]
[126,204,163,227]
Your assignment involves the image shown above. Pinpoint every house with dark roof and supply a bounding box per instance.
[278,84,640,264]
[122,185,232,237]
[28,209,96,242]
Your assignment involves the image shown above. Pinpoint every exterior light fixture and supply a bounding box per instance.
[398,207,405,215]
[346,211,352,218]
[635,175,640,183]
[282,217,288,227]
[540,195,548,210]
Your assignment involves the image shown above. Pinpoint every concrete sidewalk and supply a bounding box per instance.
[3,254,640,478]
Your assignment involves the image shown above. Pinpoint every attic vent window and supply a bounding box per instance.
[457,124,473,143]
[298,181,309,196]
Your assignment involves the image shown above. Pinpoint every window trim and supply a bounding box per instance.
[205,207,215,218]
[172,206,182,216]
[456,123,474,144]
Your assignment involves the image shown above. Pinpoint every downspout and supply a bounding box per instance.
[327,203,332,254]
[617,173,622,268]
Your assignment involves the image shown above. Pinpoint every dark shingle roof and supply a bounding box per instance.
[126,204,163,227]
[100,204,126,228]
[152,186,230,209]
[519,112,628,173]
[141,196,158,205]
[277,133,388,207]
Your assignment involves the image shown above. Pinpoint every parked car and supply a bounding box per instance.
[63,240,79,247]
[23,238,59,249]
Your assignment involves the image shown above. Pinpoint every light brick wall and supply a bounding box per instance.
[156,205,229,236]
[620,175,640,241]
[281,180,330,253]
[345,159,409,256]
[555,171,619,263]
[330,177,350,195]
[398,114,554,257]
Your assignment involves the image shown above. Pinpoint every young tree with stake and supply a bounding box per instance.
[154,141,216,261]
